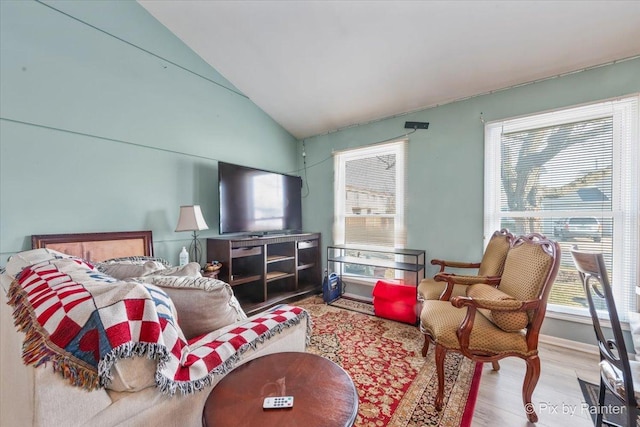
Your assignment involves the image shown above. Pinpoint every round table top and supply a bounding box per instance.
[202,352,358,427]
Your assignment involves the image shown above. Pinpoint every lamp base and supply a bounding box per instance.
[189,231,203,267]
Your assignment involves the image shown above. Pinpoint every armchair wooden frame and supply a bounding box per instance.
[422,228,514,301]
[420,233,560,423]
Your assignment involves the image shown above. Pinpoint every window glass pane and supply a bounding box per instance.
[345,154,396,215]
[344,154,397,246]
[500,117,613,218]
[345,216,395,246]
[500,215,613,310]
[334,140,407,249]
[486,96,638,322]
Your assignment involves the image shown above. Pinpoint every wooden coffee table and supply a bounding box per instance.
[202,352,358,427]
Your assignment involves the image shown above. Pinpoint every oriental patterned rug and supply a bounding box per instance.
[296,296,482,427]
[328,296,375,316]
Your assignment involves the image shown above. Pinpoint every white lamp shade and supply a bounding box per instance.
[175,205,209,232]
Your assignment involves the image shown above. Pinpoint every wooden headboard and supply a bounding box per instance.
[31,231,153,262]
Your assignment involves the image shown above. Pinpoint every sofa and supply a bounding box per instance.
[1,249,310,427]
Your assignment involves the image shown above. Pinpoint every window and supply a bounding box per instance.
[333,140,407,249]
[485,95,639,321]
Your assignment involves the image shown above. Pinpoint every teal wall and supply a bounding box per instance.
[301,57,640,344]
[0,0,299,266]
[2,0,639,345]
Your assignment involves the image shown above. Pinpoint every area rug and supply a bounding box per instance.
[328,296,375,316]
[296,296,482,427]
[577,378,639,426]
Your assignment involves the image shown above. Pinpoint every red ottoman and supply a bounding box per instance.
[372,280,418,324]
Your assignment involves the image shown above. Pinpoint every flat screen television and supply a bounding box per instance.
[218,161,303,235]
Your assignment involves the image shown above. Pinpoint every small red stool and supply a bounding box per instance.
[372,280,418,324]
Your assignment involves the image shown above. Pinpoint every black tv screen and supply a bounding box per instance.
[218,162,303,235]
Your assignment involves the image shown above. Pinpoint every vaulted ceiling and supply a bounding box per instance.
[138,1,640,139]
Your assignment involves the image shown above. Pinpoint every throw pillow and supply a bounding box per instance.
[466,283,529,332]
[628,311,640,361]
[146,262,202,277]
[136,275,247,340]
[106,357,157,392]
[96,260,166,280]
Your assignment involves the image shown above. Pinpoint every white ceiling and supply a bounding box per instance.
[138,1,640,139]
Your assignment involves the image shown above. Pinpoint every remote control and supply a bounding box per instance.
[263,396,294,409]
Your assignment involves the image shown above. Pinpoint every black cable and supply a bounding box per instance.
[288,128,417,174]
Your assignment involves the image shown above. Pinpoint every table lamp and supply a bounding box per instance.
[175,205,209,266]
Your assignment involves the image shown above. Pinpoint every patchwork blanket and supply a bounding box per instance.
[7,255,310,395]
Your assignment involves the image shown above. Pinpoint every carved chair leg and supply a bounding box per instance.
[421,335,430,357]
[523,355,540,423]
[491,361,500,371]
[435,344,447,411]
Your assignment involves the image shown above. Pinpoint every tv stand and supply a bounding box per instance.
[207,233,321,315]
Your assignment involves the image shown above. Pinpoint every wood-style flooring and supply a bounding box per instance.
[471,341,601,427]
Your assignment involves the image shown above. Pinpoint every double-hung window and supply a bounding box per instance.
[333,140,407,248]
[333,140,408,287]
[334,140,407,249]
[484,95,639,321]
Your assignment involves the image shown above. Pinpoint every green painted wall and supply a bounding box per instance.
[301,57,640,344]
[0,0,299,265]
[2,0,639,345]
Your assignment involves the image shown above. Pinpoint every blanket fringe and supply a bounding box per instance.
[98,342,170,387]
[7,279,100,390]
[8,269,312,396]
[157,308,312,396]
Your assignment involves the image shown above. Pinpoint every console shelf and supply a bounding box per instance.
[327,244,426,293]
[207,233,321,315]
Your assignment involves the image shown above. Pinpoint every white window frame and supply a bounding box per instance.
[484,95,639,320]
[333,140,407,250]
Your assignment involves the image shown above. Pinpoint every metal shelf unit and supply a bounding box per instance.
[327,244,426,289]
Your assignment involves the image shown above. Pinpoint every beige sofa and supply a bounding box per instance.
[1,250,309,427]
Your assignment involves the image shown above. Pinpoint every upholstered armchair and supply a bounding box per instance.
[571,248,639,427]
[419,233,560,423]
[417,229,514,301]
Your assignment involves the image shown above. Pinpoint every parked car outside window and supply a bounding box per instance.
[553,217,602,242]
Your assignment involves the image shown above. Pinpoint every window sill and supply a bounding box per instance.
[546,309,630,331]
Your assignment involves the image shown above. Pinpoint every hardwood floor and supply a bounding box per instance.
[471,341,601,427]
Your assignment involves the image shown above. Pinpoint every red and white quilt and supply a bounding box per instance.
[7,255,310,395]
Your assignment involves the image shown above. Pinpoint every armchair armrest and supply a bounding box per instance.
[449,283,542,355]
[434,273,501,287]
[430,273,501,300]
[451,283,542,312]
[430,259,481,272]
[451,295,540,312]
[451,296,537,311]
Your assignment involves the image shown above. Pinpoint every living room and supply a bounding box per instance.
[1,1,639,426]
